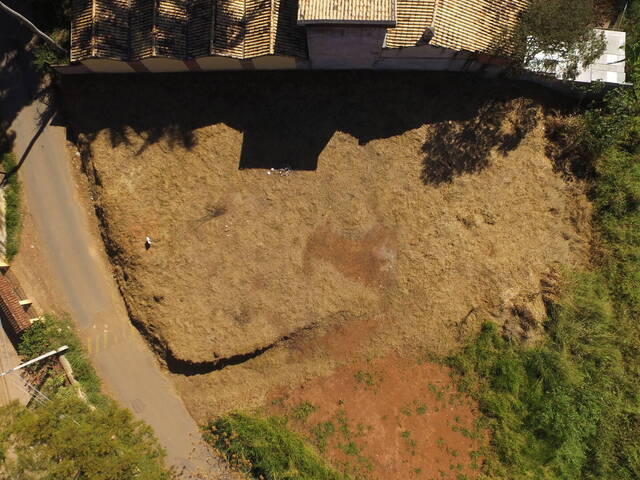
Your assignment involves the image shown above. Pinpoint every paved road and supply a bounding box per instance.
[10,96,233,480]
[3,22,232,480]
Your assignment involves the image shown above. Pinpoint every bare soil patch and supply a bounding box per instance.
[269,356,486,480]
[61,71,591,428]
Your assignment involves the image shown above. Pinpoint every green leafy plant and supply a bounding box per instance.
[498,0,606,79]
[2,154,21,260]
[205,413,346,480]
[0,313,171,479]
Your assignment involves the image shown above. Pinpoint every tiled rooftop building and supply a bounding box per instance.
[66,0,625,84]
[0,274,31,338]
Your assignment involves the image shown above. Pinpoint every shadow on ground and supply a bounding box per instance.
[61,71,569,182]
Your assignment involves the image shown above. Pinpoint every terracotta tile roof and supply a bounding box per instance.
[0,275,30,337]
[385,0,435,48]
[297,0,396,25]
[70,0,529,61]
[71,0,130,61]
[386,0,530,52]
[70,0,306,62]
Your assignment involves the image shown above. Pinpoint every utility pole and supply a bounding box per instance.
[0,345,69,377]
[0,1,67,55]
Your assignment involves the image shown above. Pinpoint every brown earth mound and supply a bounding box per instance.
[62,72,591,421]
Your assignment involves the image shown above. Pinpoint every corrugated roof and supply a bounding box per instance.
[386,0,530,52]
[298,0,396,24]
[0,275,30,337]
[70,0,307,62]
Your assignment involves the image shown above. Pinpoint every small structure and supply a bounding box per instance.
[0,273,32,337]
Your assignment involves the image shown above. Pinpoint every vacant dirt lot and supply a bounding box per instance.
[62,72,590,432]
[269,356,487,479]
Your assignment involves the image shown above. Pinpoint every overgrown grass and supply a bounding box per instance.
[449,29,640,477]
[2,153,21,261]
[18,313,103,405]
[205,413,346,480]
[449,274,632,480]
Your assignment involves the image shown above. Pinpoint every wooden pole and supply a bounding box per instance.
[0,1,67,55]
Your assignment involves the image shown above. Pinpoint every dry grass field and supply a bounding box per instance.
[62,71,591,476]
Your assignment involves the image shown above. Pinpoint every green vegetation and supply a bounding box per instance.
[2,153,21,260]
[205,413,346,480]
[291,401,318,422]
[19,313,103,404]
[504,0,606,79]
[449,11,640,479]
[29,0,71,72]
[0,314,171,479]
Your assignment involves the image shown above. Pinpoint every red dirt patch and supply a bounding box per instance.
[304,224,396,288]
[269,356,486,480]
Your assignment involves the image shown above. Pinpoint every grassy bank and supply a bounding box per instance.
[0,314,172,479]
[205,413,346,480]
[448,12,640,478]
[2,153,21,261]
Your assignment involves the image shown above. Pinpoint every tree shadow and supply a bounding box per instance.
[1,0,55,158]
[421,97,539,185]
[60,71,567,178]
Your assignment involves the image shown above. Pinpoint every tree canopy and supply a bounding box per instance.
[506,0,606,79]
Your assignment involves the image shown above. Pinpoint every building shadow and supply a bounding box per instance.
[61,70,569,179]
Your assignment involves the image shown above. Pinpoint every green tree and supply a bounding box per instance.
[505,0,606,79]
[0,393,171,480]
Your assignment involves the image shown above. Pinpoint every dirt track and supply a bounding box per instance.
[63,71,591,428]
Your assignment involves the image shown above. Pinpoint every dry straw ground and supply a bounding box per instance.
[63,71,591,428]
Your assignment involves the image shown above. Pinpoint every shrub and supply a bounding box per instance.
[504,0,606,79]
[2,153,21,260]
[205,413,346,480]
[19,313,103,404]
[0,312,172,479]
[32,28,70,73]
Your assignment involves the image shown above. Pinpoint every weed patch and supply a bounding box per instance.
[205,413,346,480]
[2,154,21,260]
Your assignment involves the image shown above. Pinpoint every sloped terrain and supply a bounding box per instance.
[62,71,591,421]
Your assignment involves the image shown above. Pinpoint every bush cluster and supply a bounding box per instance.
[205,413,346,480]
[450,11,640,478]
[2,153,21,261]
[1,314,172,480]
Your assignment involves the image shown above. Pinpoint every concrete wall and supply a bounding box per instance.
[252,55,299,70]
[306,26,387,69]
[140,57,190,73]
[195,56,243,70]
[376,46,507,75]
[81,58,136,73]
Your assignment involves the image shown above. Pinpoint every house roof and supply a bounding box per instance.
[297,0,396,25]
[71,0,307,62]
[386,0,530,52]
[0,275,30,337]
[71,0,531,62]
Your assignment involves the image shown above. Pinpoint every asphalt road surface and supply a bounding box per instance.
[2,11,232,479]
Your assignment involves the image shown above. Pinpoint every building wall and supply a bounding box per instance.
[306,26,387,68]
[252,55,299,69]
[195,56,243,70]
[81,58,136,73]
[140,57,190,72]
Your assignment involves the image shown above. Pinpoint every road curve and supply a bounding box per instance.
[9,93,232,479]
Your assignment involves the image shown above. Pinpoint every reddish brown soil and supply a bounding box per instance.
[269,356,486,480]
